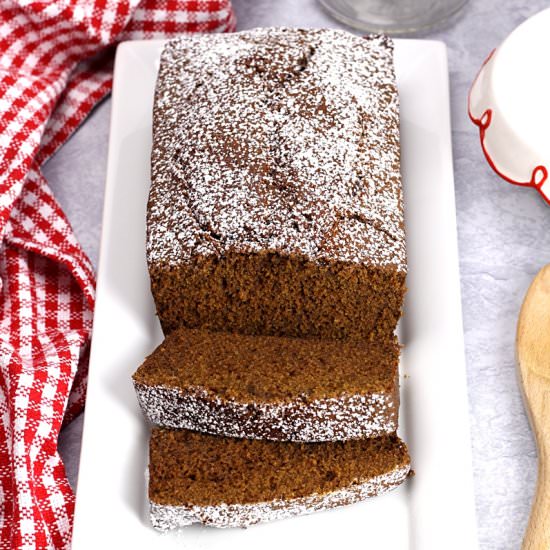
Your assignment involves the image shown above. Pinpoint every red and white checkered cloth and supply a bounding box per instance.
[0,2,235,548]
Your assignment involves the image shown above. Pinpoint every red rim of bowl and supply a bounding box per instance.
[467,48,549,204]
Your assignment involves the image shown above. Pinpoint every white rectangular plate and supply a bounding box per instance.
[72,38,478,549]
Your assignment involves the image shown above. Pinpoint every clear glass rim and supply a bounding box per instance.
[318,0,469,35]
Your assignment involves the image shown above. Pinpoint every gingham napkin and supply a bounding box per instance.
[0,2,235,548]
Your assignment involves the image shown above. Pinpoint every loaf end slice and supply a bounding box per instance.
[148,428,411,530]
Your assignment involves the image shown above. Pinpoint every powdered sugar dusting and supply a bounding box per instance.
[134,382,397,442]
[149,464,411,530]
[148,28,405,270]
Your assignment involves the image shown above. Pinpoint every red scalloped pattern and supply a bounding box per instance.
[468,48,549,204]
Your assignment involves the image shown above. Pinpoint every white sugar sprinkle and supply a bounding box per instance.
[134,381,397,442]
[149,464,411,530]
[147,28,406,271]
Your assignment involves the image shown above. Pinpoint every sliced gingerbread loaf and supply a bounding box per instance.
[133,327,400,442]
[149,428,411,530]
[147,28,406,341]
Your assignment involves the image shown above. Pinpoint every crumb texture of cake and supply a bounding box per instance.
[148,28,406,340]
[133,327,400,441]
[148,428,411,530]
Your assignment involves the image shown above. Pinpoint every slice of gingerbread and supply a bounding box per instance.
[132,327,400,443]
[148,428,411,530]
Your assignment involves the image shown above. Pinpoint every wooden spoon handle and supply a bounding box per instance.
[522,376,550,550]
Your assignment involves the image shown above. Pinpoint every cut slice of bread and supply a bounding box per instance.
[133,327,400,442]
[149,428,411,530]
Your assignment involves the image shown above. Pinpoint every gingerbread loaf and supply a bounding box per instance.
[133,327,400,442]
[147,28,406,341]
[149,428,411,530]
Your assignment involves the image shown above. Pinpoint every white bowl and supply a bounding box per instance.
[469,8,550,204]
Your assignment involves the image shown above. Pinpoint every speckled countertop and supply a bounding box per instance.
[51,1,550,548]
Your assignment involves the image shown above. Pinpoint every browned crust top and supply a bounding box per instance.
[147,28,405,271]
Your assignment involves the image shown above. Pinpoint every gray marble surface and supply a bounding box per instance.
[49,1,550,548]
